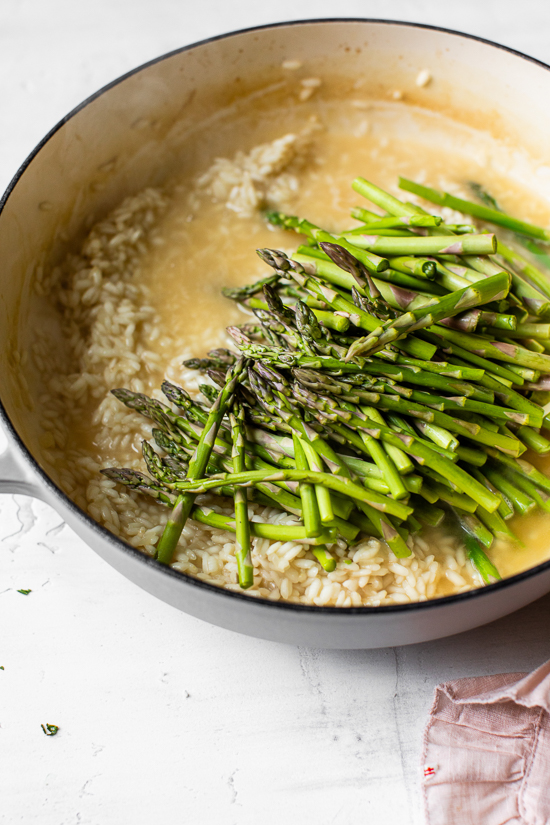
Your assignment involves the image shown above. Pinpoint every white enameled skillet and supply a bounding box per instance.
[2,20,550,648]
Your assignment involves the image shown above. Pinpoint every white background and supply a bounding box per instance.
[1,2,550,823]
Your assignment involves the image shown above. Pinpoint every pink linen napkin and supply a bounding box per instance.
[422,659,550,824]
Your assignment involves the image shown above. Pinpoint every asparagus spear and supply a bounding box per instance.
[350,208,443,228]
[167,467,414,519]
[340,232,497,257]
[156,357,247,564]
[266,211,389,273]
[230,405,253,588]
[483,447,550,496]
[352,177,423,218]
[398,178,550,242]
[453,510,494,548]
[293,433,322,538]
[386,255,437,279]
[414,502,445,527]
[345,273,510,360]
[309,546,336,572]
[192,509,337,545]
[350,503,411,557]
[299,437,335,523]
[294,246,443,293]
[502,470,550,513]
[346,224,413,237]
[101,468,337,543]
[222,272,282,300]
[484,467,537,516]
[469,182,550,285]
[464,535,501,583]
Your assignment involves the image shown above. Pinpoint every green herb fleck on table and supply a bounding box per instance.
[41,724,59,736]
[17,589,32,595]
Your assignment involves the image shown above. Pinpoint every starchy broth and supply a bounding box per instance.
[30,85,550,605]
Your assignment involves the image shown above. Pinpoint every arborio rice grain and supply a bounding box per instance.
[31,135,484,606]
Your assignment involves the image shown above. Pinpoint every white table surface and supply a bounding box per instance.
[1,2,550,823]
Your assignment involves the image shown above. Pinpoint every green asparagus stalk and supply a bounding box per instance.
[156,357,247,564]
[414,421,459,451]
[167,467,413,519]
[483,447,550,496]
[455,445,487,467]
[247,297,351,333]
[496,241,550,303]
[352,177,423,218]
[414,502,445,527]
[293,433,323,538]
[492,322,550,339]
[501,470,550,513]
[311,546,337,573]
[483,467,537,516]
[360,405,414,477]
[100,469,338,544]
[222,272,282,301]
[351,503,411,557]
[345,273,510,360]
[386,255,437,279]
[350,208,442,228]
[191,508,337,544]
[326,416,501,512]
[423,327,531,386]
[469,182,550,293]
[341,231,497,257]
[512,425,550,455]
[469,468,512,520]
[230,406,253,588]
[464,535,501,583]
[398,177,550,242]
[427,481,478,512]
[475,504,518,542]
[453,509,494,548]
[266,211,389,273]
[299,437,335,523]
[346,224,414,237]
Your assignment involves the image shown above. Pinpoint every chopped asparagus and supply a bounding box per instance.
[102,170,550,594]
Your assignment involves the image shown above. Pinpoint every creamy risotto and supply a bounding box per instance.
[29,84,550,607]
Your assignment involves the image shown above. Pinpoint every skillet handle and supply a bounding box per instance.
[0,431,46,500]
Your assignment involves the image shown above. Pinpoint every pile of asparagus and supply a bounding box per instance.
[103,176,550,591]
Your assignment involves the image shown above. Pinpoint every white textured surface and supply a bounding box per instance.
[1,3,550,823]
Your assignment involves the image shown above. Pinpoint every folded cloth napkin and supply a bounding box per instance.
[422,659,550,825]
